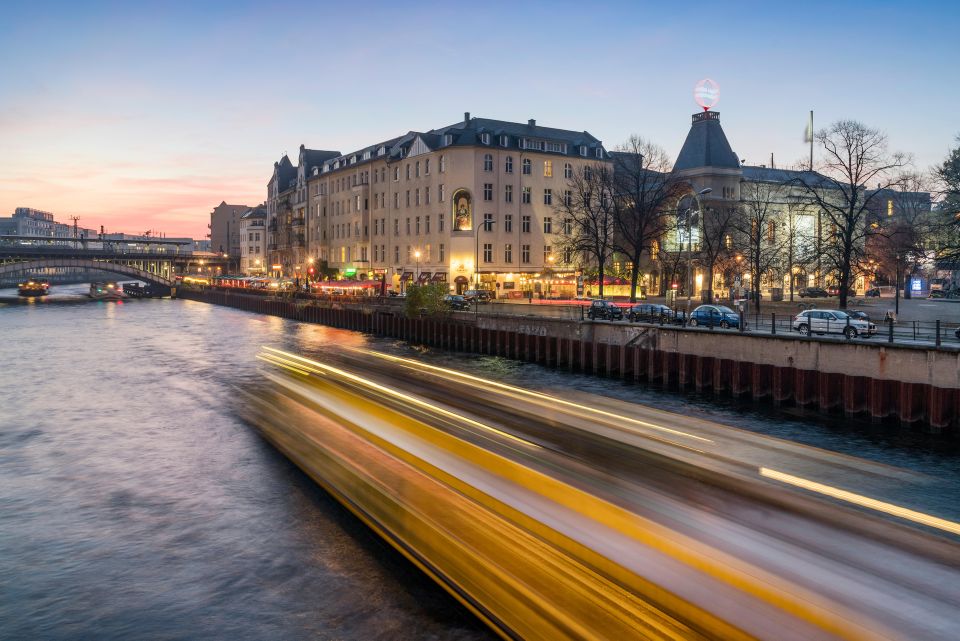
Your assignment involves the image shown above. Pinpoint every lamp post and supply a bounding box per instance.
[685,187,712,313]
[414,250,421,282]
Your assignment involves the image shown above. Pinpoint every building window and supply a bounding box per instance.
[483,183,493,201]
[394,192,400,208]
[563,247,573,263]
[439,184,445,201]
[505,214,513,233]
[483,243,492,262]
[522,215,531,233]
[504,244,512,263]
[584,166,593,181]
[544,160,552,177]
[406,164,411,180]
[564,190,572,206]
[481,133,491,145]
[500,135,509,147]
[424,216,430,234]
[522,187,531,204]
[505,156,513,173]
[406,190,410,207]
[483,213,494,232]
[724,233,732,249]
[416,216,421,234]
[425,186,431,205]
[543,217,552,234]
[543,189,552,205]
[415,189,421,206]
[439,243,445,261]
[564,163,572,178]
[580,146,587,157]
[650,240,659,261]
[394,219,400,235]
[407,245,411,261]
[406,218,411,235]
[415,161,420,177]
[439,155,446,172]
[439,214,445,232]
[394,245,400,263]
[544,245,553,262]
[522,158,531,175]
[483,154,493,171]
[394,167,400,181]
[521,244,530,263]
[504,184,513,203]
[596,148,603,158]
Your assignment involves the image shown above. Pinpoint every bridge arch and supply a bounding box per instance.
[0,258,174,287]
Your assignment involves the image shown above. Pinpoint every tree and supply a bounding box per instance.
[610,137,686,302]
[403,283,448,318]
[793,120,909,308]
[931,135,960,263]
[554,162,617,298]
[695,198,741,304]
[869,172,934,297]
[733,179,789,314]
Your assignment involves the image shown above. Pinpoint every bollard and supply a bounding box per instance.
[936,320,942,347]
[771,313,776,335]
[846,315,851,340]
[580,305,584,321]
[888,318,894,344]
[739,310,744,332]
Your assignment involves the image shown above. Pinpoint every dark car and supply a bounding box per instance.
[798,287,829,298]
[688,305,740,329]
[827,285,856,297]
[587,300,624,321]
[463,289,493,302]
[627,303,675,323]
[444,294,470,311]
[865,287,881,297]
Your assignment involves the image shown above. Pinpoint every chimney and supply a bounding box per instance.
[528,119,536,127]
[464,112,470,123]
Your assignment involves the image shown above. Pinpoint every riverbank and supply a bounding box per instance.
[179,287,960,434]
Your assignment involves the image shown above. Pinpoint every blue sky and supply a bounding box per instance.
[1,0,957,237]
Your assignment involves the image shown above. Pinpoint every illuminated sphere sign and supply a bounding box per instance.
[694,78,720,111]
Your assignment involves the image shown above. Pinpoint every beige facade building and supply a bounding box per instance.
[269,114,608,294]
[239,206,267,275]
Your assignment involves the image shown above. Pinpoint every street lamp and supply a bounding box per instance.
[414,250,421,282]
[684,187,712,312]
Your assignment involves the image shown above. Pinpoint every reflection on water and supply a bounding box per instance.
[2,289,958,639]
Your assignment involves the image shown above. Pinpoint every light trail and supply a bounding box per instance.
[260,347,540,449]
[350,348,714,444]
[760,467,960,536]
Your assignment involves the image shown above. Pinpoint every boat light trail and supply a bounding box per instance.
[351,348,713,444]
[261,347,540,449]
[760,467,960,536]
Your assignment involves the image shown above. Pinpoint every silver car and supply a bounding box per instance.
[793,309,876,339]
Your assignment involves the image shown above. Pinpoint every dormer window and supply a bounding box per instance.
[350,155,357,164]
[481,133,491,145]
[500,135,508,147]
[377,146,386,156]
[580,146,587,157]
[443,134,453,146]
[362,150,371,160]
[595,148,603,159]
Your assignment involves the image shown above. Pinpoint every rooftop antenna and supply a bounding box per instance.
[69,216,80,239]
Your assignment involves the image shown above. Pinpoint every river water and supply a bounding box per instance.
[2,284,958,640]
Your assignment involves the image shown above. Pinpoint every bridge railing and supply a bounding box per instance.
[0,240,189,257]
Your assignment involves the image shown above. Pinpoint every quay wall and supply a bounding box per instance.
[180,288,960,432]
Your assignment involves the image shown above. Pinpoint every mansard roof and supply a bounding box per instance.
[674,111,740,172]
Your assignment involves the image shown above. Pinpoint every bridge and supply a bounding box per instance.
[0,237,229,289]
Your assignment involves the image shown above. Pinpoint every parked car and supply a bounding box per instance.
[626,303,676,323]
[826,285,857,297]
[444,294,470,311]
[587,300,624,321]
[793,309,876,339]
[463,289,494,302]
[688,305,740,329]
[846,310,871,322]
[798,287,829,298]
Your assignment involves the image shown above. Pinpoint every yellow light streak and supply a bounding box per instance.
[760,467,960,536]
[260,347,538,449]
[352,348,713,444]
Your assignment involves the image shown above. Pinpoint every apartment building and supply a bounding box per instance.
[239,206,267,274]
[271,113,609,294]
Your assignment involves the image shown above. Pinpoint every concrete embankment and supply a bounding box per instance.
[180,288,960,432]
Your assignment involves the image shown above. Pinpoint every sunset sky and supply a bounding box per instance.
[2,0,957,239]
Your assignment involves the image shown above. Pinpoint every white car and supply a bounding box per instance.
[793,309,876,339]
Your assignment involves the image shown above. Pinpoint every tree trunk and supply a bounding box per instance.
[629,256,642,303]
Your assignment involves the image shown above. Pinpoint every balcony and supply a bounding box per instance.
[291,216,305,227]
[268,243,278,251]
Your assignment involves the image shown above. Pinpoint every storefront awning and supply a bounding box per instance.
[431,272,447,282]
[400,271,414,281]
[417,272,432,282]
